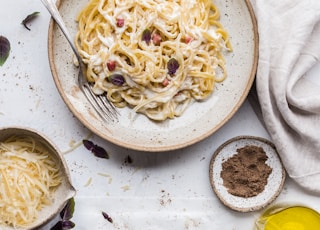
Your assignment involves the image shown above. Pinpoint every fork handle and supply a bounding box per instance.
[41,0,81,60]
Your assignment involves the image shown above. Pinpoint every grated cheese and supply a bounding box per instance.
[0,135,62,228]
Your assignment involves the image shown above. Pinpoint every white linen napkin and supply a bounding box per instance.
[250,0,320,193]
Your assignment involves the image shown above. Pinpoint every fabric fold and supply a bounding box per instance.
[250,0,320,193]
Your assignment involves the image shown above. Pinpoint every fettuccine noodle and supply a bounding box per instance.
[76,0,232,121]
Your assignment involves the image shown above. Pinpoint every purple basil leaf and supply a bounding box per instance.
[108,74,125,86]
[167,58,179,75]
[0,36,10,67]
[50,221,63,230]
[92,145,109,159]
[142,29,151,44]
[62,220,75,229]
[102,211,113,223]
[22,11,40,30]
[83,139,109,159]
[60,198,75,220]
[83,139,94,151]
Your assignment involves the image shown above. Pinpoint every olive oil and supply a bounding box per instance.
[255,206,320,230]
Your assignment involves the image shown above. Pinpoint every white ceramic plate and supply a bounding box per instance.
[209,136,286,212]
[47,0,258,151]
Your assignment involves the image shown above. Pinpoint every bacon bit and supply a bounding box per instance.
[185,36,193,44]
[107,60,116,71]
[116,18,125,27]
[152,33,162,45]
[162,78,169,87]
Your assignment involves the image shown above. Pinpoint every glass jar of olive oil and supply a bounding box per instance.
[255,206,320,230]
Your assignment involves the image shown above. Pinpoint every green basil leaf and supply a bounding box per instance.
[60,198,75,221]
[0,35,10,67]
[142,29,151,44]
[22,11,40,30]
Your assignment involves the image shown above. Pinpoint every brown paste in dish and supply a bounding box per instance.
[220,145,272,198]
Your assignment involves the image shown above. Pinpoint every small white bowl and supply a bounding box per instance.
[209,136,286,212]
[0,127,76,229]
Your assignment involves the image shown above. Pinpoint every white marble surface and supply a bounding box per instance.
[1,1,319,229]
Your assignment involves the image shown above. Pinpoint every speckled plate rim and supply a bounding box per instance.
[209,136,286,212]
[47,0,258,152]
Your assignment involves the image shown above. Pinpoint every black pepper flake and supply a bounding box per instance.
[124,155,133,164]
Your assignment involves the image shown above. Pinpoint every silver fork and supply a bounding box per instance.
[41,0,118,122]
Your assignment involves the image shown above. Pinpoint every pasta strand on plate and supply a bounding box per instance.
[75,0,232,121]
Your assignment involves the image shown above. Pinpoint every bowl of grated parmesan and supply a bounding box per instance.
[0,126,76,230]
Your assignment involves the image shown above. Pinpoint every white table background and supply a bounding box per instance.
[1,1,320,229]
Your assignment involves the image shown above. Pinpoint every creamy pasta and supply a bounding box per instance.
[76,0,232,121]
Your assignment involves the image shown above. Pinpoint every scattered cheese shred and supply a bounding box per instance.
[97,172,113,184]
[84,177,92,187]
[0,135,62,228]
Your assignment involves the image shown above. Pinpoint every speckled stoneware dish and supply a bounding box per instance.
[0,127,76,230]
[209,136,286,212]
[47,0,258,152]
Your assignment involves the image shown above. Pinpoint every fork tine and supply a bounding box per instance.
[86,84,119,119]
[82,84,118,122]
[96,94,120,116]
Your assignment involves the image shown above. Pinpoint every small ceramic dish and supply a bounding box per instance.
[209,136,286,212]
[0,127,76,230]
